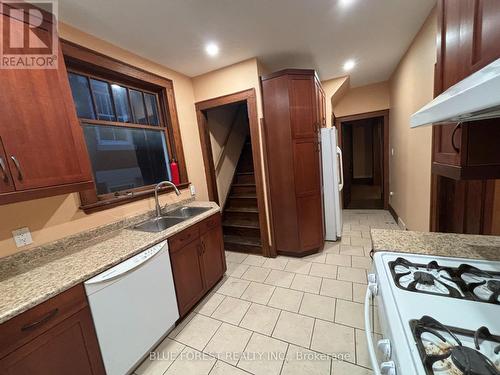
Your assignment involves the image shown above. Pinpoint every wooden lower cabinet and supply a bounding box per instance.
[0,286,105,375]
[169,213,226,317]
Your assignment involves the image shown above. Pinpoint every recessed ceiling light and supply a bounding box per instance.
[339,0,355,7]
[205,42,219,57]
[343,59,356,71]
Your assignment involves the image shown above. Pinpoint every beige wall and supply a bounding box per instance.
[388,8,436,231]
[321,76,350,127]
[0,23,207,259]
[333,81,390,118]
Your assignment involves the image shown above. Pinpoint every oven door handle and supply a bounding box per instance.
[365,277,382,375]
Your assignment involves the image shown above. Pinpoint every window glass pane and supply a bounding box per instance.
[68,73,95,119]
[90,79,116,121]
[111,84,132,123]
[82,124,171,195]
[144,93,160,126]
[129,89,148,125]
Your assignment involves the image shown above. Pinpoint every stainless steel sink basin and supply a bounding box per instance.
[165,206,211,219]
[133,216,185,233]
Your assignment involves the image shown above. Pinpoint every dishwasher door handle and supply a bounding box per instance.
[85,241,168,285]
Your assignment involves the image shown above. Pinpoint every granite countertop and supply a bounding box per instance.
[371,229,500,261]
[0,199,220,324]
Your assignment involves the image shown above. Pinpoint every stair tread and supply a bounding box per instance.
[229,195,257,199]
[224,207,259,213]
[237,172,254,176]
[232,183,256,187]
[224,235,261,247]
[223,218,260,229]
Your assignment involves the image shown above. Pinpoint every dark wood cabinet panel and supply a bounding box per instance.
[0,140,15,194]
[261,69,324,256]
[289,77,317,139]
[0,13,93,205]
[169,236,205,317]
[200,214,226,291]
[0,307,105,375]
[0,307,104,375]
[168,213,225,317]
[293,140,321,196]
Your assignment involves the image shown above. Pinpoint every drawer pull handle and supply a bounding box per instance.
[0,157,8,182]
[10,156,23,180]
[451,123,461,153]
[21,308,59,331]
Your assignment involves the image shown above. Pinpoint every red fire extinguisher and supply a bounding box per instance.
[170,159,180,186]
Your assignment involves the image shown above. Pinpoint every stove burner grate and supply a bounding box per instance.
[411,316,500,375]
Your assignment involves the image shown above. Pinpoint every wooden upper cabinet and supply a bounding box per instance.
[432,0,500,179]
[0,140,15,194]
[0,12,93,205]
[289,76,317,138]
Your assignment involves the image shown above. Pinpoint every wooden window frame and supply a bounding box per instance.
[61,40,189,213]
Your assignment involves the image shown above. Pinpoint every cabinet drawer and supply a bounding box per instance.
[0,284,87,359]
[169,224,200,252]
[199,213,221,235]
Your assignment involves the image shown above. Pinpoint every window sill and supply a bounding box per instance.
[80,182,191,214]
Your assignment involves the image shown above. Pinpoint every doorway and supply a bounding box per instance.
[195,89,271,257]
[336,110,389,210]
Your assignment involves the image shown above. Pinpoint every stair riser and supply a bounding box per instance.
[235,174,255,184]
[231,186,256,195]
[224,242,261,254]
[227,198,258,208]
[223,211,259,221]
[223,226,261,238]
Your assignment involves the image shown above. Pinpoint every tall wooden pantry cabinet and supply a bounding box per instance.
[261,69,325,257]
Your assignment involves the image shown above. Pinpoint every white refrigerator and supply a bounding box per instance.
[321,127,344,241]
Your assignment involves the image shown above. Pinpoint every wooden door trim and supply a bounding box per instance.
[335,109,390,210]
[195,89,272,257]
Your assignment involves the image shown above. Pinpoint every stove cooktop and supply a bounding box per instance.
[390,257,500,305]
[410,315,500,375]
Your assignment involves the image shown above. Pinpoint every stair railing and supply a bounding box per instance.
[215,105,243,175]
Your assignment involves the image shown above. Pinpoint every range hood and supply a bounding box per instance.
[410,58,500,127]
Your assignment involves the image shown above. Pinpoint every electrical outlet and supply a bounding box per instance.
[12,227,33,248]
[189,184,196,196]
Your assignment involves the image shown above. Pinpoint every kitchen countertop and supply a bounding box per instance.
[0,199,220,324]
[371,228,500,261]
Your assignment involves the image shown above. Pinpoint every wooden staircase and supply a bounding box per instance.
[222,141,261,254]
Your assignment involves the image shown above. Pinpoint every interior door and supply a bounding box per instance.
[0,138,15,194]
[341,124,353,208]
[0,14,91,191]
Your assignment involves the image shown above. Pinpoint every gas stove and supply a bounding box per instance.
[367,252,500,375]
[390,257,500,304]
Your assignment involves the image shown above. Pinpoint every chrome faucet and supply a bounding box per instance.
[154,181,181,218]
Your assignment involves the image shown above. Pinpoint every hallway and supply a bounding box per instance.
[135,210,400,375]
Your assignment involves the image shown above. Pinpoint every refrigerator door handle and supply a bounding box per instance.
[337,146,344,192]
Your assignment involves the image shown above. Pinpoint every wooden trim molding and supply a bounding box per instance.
[195,89,272,258]
[60,39,189,211]
[335,109,390,210]
[388,203,398,224]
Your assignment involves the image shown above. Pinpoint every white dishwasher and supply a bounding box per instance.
[84,240,179,375]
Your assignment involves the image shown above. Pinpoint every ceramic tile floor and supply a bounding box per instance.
[135,209,400,375]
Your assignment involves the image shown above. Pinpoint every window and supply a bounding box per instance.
[67,69,183,209]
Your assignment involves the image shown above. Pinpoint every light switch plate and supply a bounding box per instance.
[12,227,33,248]
[189,184,196,196]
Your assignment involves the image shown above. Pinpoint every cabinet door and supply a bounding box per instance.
[0,139,15,194]
[0,14,92,191]
[297,194,324,251]
[200,215,225,291]
[293,139,321,196]
[0,307,105,375]
[289,76,317,138]
[169,239,205,317]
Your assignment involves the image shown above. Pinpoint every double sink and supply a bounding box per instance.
[132,206,211,233]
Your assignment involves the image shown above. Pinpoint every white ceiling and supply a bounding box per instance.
[58,0,436,86]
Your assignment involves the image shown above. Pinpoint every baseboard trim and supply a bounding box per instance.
[388,203,398,223]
